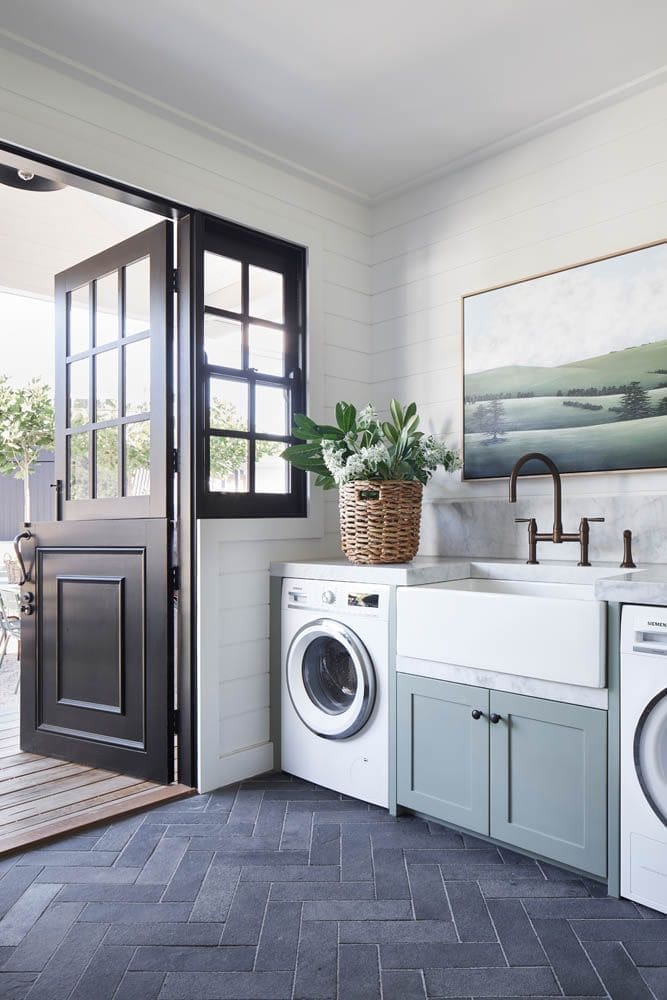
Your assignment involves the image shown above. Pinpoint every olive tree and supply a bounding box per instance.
[0,377,54,523]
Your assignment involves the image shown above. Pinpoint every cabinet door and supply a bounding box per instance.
[397,674,489,834]
[490,691,607,877]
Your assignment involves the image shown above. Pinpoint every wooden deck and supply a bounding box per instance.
[0,708,193,854]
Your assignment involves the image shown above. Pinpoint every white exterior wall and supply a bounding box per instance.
[371,81,667,565]
[0,47,373,792]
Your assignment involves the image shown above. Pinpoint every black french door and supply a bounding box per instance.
[19,221,176,783]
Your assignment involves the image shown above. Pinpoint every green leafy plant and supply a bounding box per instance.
[0,377,54,522]
[282,400,459,490]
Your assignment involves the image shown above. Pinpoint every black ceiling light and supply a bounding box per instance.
[0,164,65,192]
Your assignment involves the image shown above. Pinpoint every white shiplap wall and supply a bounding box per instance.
[370,80,667,563]
[0,46,374,792]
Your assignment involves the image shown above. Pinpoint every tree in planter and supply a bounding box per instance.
[0,377,54,523]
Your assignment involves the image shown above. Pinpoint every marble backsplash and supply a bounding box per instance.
[419,493,667,565]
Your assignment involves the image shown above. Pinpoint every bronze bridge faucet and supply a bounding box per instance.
[508,452,604,566]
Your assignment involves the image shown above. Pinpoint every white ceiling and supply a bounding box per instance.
[1,0,667,199]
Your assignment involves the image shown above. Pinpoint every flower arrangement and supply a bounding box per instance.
[282,399,460,488]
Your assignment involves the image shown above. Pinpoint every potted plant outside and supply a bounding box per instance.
[282,400,460,564]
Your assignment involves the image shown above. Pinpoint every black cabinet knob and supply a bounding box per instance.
[471,709,483,720]
[490,713,502,724]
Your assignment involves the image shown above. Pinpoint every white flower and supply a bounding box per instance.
[357,403,379,429]
[359,443,390,471]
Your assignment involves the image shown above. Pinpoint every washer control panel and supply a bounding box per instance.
[283,578,390,619]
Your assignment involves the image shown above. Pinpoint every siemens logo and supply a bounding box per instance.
[647,621,667,628]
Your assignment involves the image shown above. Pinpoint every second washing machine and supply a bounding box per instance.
[281,577,390,807]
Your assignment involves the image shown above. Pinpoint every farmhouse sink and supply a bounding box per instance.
[397,576,606,688]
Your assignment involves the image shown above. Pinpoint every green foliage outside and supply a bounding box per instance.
[0,377,54,522]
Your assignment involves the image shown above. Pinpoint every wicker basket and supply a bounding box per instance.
[339,480,423,564]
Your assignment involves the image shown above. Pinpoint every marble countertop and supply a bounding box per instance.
[594,567,667,606]
[270,555,649,589]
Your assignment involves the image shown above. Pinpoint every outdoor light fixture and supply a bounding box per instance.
[0,164,65,192]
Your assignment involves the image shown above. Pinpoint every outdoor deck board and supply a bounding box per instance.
[0,709,192,854]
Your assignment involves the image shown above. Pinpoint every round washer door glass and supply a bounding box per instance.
[287,619,376,739]
[635,688,667,825]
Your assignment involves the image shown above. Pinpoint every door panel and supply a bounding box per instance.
[20,220,176,784]
[55,222,173,521]
[396,673,489,835]
[490,691,607,877]
[21,519,172,782]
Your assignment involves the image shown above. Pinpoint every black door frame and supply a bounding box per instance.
[0,139,197,788]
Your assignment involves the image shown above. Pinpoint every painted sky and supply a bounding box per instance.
[464,242,667,374]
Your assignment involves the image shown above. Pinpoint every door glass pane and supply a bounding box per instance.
[95,349,118,422]
[636,691,667,824]
[69,285,89,356]
[68,358,89,428]
[204,315,242,369]
[255,383,288,435]
[95,271,119,345]
[124,338,151,416]
[95,427,119,498]
[124,421,150,496]
[249,265,283,322]
[124,257,151,338]
[302,636,357,713]
[249,324,284,376]
[209,378,248,431]
[256,444,288,493]
[68,432,89,500]
[204,253,242,313]
[209,436,248,492]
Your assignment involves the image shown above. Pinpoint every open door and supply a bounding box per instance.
[19,221,176,783]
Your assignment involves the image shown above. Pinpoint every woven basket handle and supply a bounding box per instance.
[357,487,381,501]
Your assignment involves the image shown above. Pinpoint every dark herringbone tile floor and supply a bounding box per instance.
[0,773,663,999]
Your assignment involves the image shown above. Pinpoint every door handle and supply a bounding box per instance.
[12,530,32,586]
[471,709,484,720]
[490,713,502,724]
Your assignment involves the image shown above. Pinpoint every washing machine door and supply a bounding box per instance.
[635,688,667,825]
[286,619,376,740]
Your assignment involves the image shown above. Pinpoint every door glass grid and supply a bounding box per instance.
[66,261,152,501]
[203,249,291,497]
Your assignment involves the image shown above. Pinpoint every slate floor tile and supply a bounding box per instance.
[104,923,223,946]
[640,966,667,999]
[424,965,560,997]
[485,898,546,967]
[112,970,166,1000]
[270,881,374,900]
[24,923,108,1000]
[253,900,301,971]
[583,941,655,999]
[338,943,381,1000]
[379,942,506,969]
[445,881,497,942]
[372,848,411,899]
[294,918,337,999]
[407,864,450,920]
[159,850,213,902]
[479,878,589,898]
[159,970,293,998]
[1,901,83,971]
[135,836,189,885]
[310,823,340,865]
[302,899,413,920]
[78,902,192,923]
[69,944,133,1000]
[0,971,36,998]
[341,826,373,882]
[381,969,427,999]
[189,860,240,923]
[339,919,457,943]
[531,918,605,996]
[129,945,255,971]
[0,884,61,947]
[219,883,269,945]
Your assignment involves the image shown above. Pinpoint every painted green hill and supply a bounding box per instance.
[466,339,667,398]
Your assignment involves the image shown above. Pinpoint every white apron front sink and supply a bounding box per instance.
[397,577,606,688]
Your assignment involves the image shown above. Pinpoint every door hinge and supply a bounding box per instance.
[171,708,180,731]
[170,566,180,592]
[170,267,179,294]
[172,447,178,473]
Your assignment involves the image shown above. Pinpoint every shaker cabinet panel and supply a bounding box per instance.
[489,690,607,877]
[396,673,489,835]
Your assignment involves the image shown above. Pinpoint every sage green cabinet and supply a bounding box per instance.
[396,674,607,877]
[489,690,607,877]
[396,674,489,835]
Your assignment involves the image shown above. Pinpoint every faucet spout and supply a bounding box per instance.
[508,452,563,541]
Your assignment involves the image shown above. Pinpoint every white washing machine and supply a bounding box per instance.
[280,577,390,807]
[620,604,667,913]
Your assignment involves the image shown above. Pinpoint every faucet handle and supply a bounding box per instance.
[582,517,605,523]
[514,517,535,524]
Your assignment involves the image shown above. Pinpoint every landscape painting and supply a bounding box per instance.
[462,239,667,479]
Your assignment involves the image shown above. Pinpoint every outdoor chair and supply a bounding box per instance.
[0,591,21,693]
